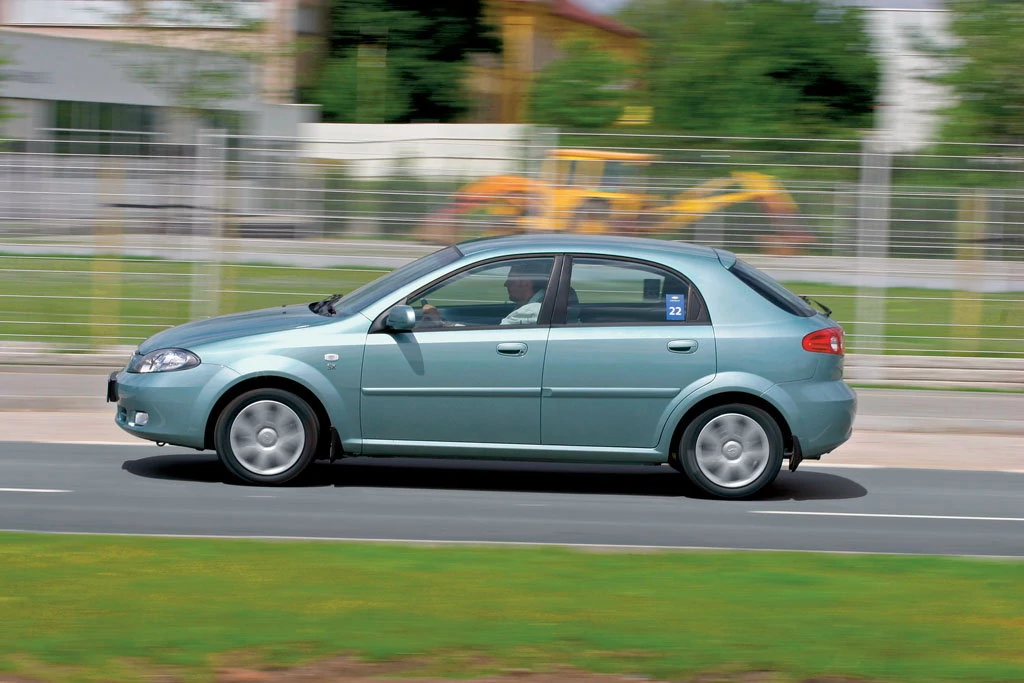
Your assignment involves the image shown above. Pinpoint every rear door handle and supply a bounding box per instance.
[668,339,698,354]
[496,342,528,357]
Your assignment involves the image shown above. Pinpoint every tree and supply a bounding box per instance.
[939,0,1024,144]
[107,1,265,131]
[309,0,500,123]
[0,41,11,131]
[620,0,879,138]
[528,38,637,129]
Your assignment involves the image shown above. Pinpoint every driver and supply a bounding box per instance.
[418,259,551,328]
[499,260,550,325]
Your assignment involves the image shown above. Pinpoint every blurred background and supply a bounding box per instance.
[0,0,1020,389]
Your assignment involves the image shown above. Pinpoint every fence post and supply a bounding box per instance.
[90,153,124,350]
[528,125,558,229]
[191,129,225,322]
[832,182,857,257]
[855,133,891,365]
[952,188,986,354]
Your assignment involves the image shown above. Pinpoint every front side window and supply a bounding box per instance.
[563,257,701,325]
[405,257,555,330]
[600,161,640,191]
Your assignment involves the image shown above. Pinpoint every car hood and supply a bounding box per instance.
[139,304,336,353]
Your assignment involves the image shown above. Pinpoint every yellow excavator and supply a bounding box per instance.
[421,148,812,253]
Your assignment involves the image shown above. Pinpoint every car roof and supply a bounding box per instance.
[457,233,725,264]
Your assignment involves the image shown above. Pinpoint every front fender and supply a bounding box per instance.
[217,355,357,448]
[655,371,785,453]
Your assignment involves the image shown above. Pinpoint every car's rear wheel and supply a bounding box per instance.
[677,404,783,499]
[214,388,319,485]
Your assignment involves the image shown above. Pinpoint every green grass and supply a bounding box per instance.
[785,282,1023,356]
[0,533,1021,682]
[0,254,1020,355]
[0,254,386,346]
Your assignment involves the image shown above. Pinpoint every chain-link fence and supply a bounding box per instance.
[1,128,1021,370]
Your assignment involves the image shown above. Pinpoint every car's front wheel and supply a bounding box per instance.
[214,388,319,485]
[677,403,783,499]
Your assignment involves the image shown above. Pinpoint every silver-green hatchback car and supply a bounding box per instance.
[108,235,855,499]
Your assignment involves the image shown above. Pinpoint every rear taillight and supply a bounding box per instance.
[802,327,844,355]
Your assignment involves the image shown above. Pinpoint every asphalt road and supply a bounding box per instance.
[2,442,1022,557]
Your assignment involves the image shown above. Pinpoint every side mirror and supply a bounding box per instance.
[385,305,417,332]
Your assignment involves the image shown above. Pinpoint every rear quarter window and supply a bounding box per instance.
[728,259,816,317]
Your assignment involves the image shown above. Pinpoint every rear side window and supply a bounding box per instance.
[729,259,815,317]
[562,257,705,325]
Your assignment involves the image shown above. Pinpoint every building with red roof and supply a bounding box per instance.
[470,0,645,122]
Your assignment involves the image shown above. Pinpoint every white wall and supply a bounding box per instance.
[866,8,956,151]
[4,0,268,27]
[299,123,532,179]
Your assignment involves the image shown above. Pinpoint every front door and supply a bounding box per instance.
[360,256,556,447]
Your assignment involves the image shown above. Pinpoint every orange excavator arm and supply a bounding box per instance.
[657,172,798,229]
[446,175,547,214]
[420,175,550,244]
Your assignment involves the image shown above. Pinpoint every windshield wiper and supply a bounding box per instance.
[311,293,344,316]
[800,295,832,318]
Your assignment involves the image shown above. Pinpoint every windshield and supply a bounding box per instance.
[324,246,463,317]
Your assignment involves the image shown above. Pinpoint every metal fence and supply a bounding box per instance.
[0,128,1021,368]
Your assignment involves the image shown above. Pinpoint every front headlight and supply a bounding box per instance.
[129,348,201,374]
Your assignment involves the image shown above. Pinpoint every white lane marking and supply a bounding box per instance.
[0,444,142,448]
[0,488,71,493]
[798,463,1024,473]
[797,463,882,469]
[753,511,1024,522]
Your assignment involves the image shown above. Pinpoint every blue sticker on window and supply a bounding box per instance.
[666,294,686,321]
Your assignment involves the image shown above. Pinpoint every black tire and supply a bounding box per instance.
[214,388,320,485]
[677,403,784,499]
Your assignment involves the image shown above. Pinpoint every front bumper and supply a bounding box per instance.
[110,363,239,449]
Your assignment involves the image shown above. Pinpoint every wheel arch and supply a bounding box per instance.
[667,391,793,465]
[204,376,333,452]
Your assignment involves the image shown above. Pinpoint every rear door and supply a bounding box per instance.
[541,256,716,450]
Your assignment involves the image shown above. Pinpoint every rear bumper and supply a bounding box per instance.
[763,379,856,459]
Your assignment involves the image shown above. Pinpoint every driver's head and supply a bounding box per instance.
[504,260,549,305]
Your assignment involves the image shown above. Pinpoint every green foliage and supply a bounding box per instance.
[620,0,879,137]
[528,38,637,129]
[122,50,253,115]
[310,52,410,123]
[110,0,261,115]
[310,0,500,123]
[939,0,1024,145]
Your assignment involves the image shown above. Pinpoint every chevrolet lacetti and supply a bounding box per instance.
[108,234,856,499]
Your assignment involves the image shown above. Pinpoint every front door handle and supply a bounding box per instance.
[668,339,698,354]
[496,342,528,357]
